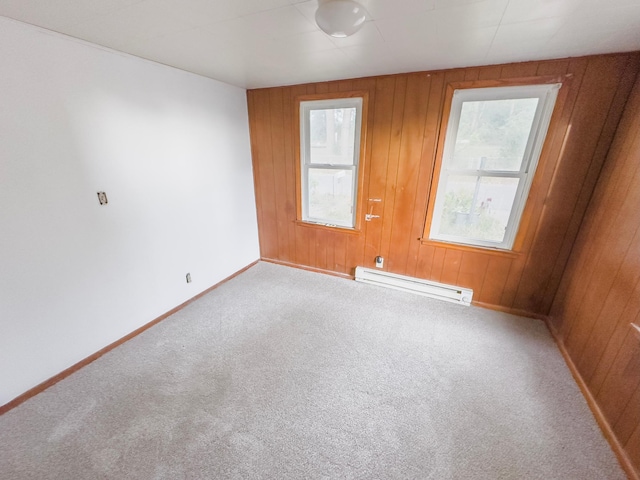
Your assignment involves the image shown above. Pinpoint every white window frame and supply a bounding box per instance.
[429,83,561,250]
[300,97,363,229]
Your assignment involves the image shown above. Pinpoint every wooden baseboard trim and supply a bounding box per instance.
[260,257,354,280]
[545,317,639,480]
[472,301,548,321]
[0,260,259,416]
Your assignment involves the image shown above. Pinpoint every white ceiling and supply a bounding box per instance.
[1,0,639,89]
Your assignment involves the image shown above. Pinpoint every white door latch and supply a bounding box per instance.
[365,214,380,221]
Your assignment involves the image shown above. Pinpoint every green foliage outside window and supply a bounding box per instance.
[440,190,506,242]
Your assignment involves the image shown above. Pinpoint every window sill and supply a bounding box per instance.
[294,220,360,235]
[295,220,361,235]
[419,238,523,258]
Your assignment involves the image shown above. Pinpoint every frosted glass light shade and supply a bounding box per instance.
[315,0,367,38]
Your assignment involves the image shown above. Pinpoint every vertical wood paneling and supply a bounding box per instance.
[246,92,266,257]
[283,85,307,263]
[248,89,278,259]
[507,58,588,310]
[616,383,640,444]
[268,88,289,262]
[499,59,589,309]
[406,73,445,278]
[456,252,490,293]
[500,62,539,78]
[596,333,640,422]
[477,65,503,80]
[387,73,431,274]
[558,67,640,351]
[334,234,347,273]
[247,53,640,477]
[535,59,570,76]
[576,244,640,382]
[440,249,463,285]
[541,55,640,313]
[500,255,528,308]
[589,300,640,394]
[478,257,512,305]
[416,244,436,278]
[325,232,335,272]
[307,228,317,267]
[553,74,640,335]
[363,76,396,269]
[628,424,640,469]
[248,53,639,316]
[430,247,447,282]
[379,76,408,266]
[315,229,327,270]
[514,55,631,313]
[567,218,640,364]
[550,69,640,476]
[348,77,377,271]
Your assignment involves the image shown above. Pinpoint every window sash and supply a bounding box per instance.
[302,165,357,227]
[429,84,560,250]
[431,172,524,248]
[300,97,363,228]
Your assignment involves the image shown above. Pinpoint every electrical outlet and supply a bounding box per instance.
[375,256,384,268]
[186,273,192,283]
[97,191,108,205]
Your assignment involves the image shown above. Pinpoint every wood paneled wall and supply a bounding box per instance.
[550,70,640,477]
[247,53,640,316]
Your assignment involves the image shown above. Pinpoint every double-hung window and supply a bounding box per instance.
[429,83,560,250]
[299,96,364,229]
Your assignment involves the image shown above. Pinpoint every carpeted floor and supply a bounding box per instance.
[0,262,624,479]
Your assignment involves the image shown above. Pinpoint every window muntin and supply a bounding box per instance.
[429,84,560,250]
[300,97,363,228]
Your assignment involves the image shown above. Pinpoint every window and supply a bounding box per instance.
[299,96,364,229]
[429,83,560,250]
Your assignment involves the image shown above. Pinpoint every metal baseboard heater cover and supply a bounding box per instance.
[355,267,473,306]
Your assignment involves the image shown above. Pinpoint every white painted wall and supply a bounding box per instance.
[0,17,260,406]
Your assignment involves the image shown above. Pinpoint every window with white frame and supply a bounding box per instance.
[429,83,560,250]
[300,97,363,228]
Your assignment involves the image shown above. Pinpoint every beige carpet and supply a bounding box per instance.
[0,262,624,479]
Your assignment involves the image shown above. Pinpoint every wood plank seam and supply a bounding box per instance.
[534,55,630,311]
[546,317,640,480]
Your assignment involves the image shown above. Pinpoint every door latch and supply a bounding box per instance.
[365,214,380,221]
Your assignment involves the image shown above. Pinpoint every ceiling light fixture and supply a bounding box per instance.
[315,0,367,38]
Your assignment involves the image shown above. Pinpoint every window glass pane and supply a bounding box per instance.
[309,107,357,165]
[452,98,538,171]
[436,175,520,243]
[308,168,354,225]
[310,110,327,146]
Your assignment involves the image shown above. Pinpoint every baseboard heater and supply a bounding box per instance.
[355,267,473,306]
